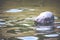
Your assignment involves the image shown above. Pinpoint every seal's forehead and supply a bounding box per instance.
[41,11,53,14]
[40,11,53,16]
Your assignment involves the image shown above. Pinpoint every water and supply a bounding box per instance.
[16,36,38,40]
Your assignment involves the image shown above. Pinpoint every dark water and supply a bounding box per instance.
[16,25,60,40]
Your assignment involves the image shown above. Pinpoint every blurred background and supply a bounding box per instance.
[0,0,60,40]
[0,0,60,21]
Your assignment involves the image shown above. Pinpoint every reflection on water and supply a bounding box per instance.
[16,36,38,40]
[5,8,35,13]
[5,9,24,12]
